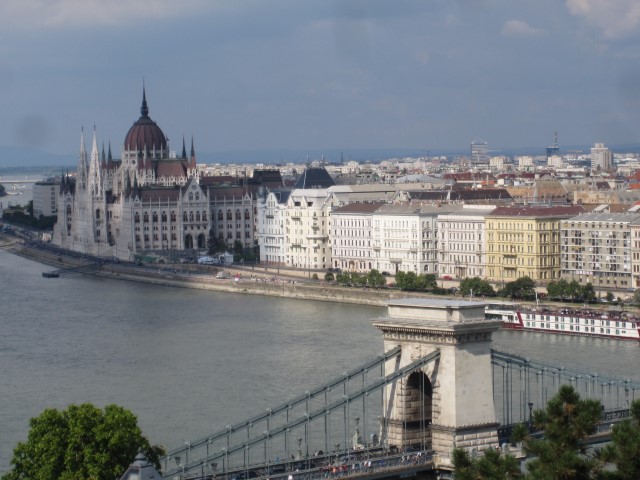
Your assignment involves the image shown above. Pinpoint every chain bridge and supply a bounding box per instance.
[161,299,639,480]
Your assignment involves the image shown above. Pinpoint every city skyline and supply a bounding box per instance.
[0,0,639,165]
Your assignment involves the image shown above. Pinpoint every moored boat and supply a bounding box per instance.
[485,303,640,341]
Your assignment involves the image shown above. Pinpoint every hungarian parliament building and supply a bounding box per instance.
[52,88,282,261]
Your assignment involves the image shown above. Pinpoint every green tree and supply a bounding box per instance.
[452,447,523,480]
[518,385,602,479]
[324,272,334,282]
[501,277,536,300]
[581,283,596,303]
[336,272,351,286]
[598,399,640,479]
[366,269,386,288]
[419,273,438,291]
[2,403,163,480]
[460,277,496,297]
[396,271,419,291]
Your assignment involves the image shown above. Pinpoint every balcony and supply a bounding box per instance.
[290,212,301,220]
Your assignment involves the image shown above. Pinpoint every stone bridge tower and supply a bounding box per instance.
[373,298,502,470]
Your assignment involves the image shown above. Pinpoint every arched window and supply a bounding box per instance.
[218,211,223,221]
[244,209,250,220]
[95,209,101,220]
[134,213,140,223]
[66,205,72,215]
[236,210,241,220]
[152,212,158,222]
[189,212,194,222]
[143,213,149,223]
[183,212,188,222]
[202,212,207,222]
[227,210,232,220]
[162,212,167,222]
[170,211,176,222]
[196,212,201,222]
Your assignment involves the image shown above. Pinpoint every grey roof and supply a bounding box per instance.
[375,203,463,216]
[567,212,640,223]
[118,452,162,480]
[294,167,336,189]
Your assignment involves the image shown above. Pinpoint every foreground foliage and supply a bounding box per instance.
[2,403,163,480]
[453,385,640,479]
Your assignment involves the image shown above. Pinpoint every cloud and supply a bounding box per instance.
[501,20,543,37]
[566,0,640,39]
[0,0,214,28]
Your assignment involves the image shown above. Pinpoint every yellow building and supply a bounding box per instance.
[485,205,584,284]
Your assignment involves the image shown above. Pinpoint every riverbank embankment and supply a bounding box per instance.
[4,238,433,307]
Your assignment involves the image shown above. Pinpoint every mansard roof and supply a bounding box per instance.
[293,167,335,189]
[156,160,189,178]
[488,205,585,218]
[138,187,181,202]
[331,202,385,214]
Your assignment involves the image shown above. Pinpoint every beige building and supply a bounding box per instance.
[330,202,384,272]
[437,206,495,279]
[485,205,584,283]
[372,204,460,275]
[32,180,58,217]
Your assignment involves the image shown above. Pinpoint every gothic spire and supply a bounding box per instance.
[140,83,149,118]
[77,127,87,190]
[190,137,196,169]
[181,136,187,160]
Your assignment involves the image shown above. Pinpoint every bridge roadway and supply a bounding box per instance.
[174,449,435,480]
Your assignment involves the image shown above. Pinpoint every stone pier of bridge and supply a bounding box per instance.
[373,298,503,470]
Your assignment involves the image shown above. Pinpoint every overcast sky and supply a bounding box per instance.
[1,0,639,162]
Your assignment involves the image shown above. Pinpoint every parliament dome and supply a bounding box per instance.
[124,88,167,153]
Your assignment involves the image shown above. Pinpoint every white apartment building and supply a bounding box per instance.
[256,189,290,266]
[547,155,564,169]
[591,143,613,172]
[517,156,534,171]
[32,180,58,217]
[286,189,332,271]
[561,212,640,291]
[330,202,384,272]
[372,204,460,275]
[437,205,495,279]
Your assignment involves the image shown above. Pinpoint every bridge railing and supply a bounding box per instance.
[162,350,441,478]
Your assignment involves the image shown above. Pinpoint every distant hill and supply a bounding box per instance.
[2,143,640,169]
[0,145,72,168]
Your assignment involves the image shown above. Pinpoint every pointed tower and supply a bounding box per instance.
[77,127,88,190]
[181,136,187,160]
[89,127,103,196]
[189,136,196,171]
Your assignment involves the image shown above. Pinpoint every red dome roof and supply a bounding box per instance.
[124,89,167,152]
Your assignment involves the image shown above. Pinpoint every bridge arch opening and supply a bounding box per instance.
[401,370,433,449]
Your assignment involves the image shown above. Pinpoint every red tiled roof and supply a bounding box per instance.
[156,161,188,178]
[139,187,180,202]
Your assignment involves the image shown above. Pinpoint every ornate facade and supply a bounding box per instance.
[53,89,208,260]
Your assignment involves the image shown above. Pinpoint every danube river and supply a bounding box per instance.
[2,250,640,473]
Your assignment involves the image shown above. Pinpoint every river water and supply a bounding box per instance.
[1,250,639,473]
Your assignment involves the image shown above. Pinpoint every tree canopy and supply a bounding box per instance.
[500,277,536,300]
[453,385,640,479]
[2,403,163,480]
[459,277,496,298]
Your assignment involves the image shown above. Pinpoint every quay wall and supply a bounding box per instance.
[8,241,427,307]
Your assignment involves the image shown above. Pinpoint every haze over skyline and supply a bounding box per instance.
[1,0,639,165]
